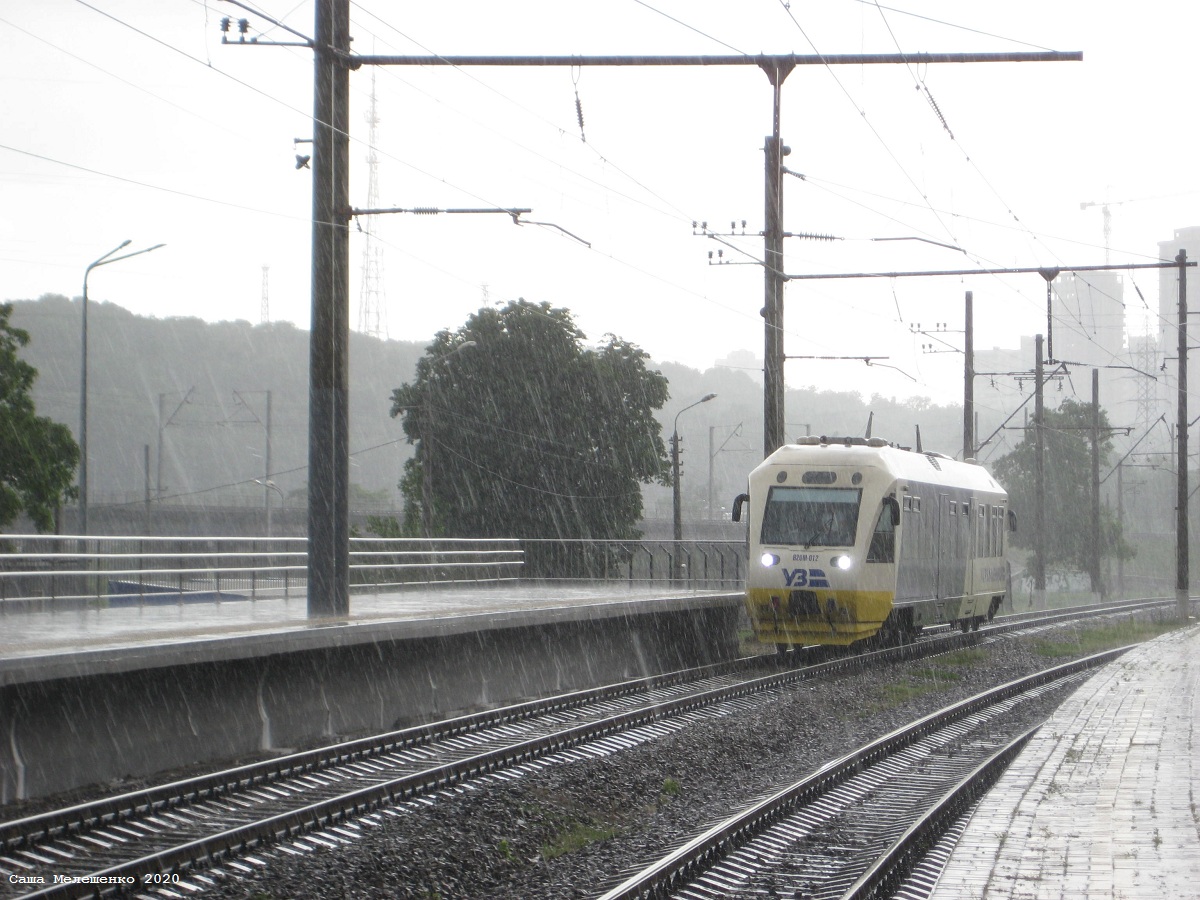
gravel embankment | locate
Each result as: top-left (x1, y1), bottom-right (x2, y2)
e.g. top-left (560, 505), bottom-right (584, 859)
top-left (199, 618), bottom-right (1166, 900)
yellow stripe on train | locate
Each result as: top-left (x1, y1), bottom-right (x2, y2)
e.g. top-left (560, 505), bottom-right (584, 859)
top-left (746, 587), bottom-right (894, 646)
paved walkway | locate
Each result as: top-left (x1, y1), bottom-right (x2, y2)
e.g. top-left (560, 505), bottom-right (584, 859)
top-left (931, 624), bottom-right (1200, 899)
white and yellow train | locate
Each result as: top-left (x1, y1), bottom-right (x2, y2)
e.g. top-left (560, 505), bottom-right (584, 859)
top-left (733, 436), bottom-right (1013, 647)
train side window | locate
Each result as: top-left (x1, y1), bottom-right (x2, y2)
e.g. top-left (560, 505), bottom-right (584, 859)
top-left (903, 496), bottom-right (912, 511)
top-left (866, 503), bottom-right (896, 563)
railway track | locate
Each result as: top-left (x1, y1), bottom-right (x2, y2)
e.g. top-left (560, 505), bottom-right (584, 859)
top-left (596, 647), bottom-right (1130, 900)
top-left (0, 598), bottom-right (1170, 898)
top-left (0, 641), bottom-right (961, 898)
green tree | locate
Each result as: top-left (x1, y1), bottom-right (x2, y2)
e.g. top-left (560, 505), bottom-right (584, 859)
top-left (992, 397), bottom-right (1132, 584)
top-left (0, 303), bottom-right (79, 531)
top-left (388, 300), bottom-right (670, 541)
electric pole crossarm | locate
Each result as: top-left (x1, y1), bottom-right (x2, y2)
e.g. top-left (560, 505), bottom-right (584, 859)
top-left (351, 207), bottom-right (532, 217)
top-left (219, 0), bottom-right (315, 47)
top-left (784, 260), bottom-right (1196, 280)
top-left (351, 52), bottom-right (1081, 68)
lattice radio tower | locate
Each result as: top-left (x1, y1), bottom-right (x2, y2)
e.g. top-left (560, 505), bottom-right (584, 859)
top-left (357, 71), bottom-right (387, 339)
top-left (260, 265), bottom-right (270, 324)
top-left (1133, 316), bottom-right (1161, 442)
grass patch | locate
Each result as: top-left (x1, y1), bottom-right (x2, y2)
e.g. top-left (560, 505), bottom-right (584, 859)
top-left (859, 678), bottom-right (938, 713)
top-left (883, 680), bottom-right (932, 703)
top-left (938, 648), bottom-right (987, 667)
top-left (661, 777), bottom-right (682, 798)
top-left (866, 649), bottom-right (990, 713)
top-left (1033, 620), bottom-right (1181, 658)
top-left (541, 822), bottom-right (618, 860)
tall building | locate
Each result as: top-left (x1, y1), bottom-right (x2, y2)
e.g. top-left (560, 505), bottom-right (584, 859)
top-left (1050, 270), bottom-right (1137, 428)
top-left (1158, 227), bottom-right (1200, 413)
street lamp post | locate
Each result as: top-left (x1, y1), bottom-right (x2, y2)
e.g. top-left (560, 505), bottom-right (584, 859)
top-left (79, 240), bottom-right (165, 534)
top-left (255, 479), bottom-right (285, 536)
top-left (672, 393), bottom-right (717, 576)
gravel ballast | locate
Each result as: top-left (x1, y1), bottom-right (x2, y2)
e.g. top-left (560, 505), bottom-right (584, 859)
top-left (192, 616), bottom-right (1177, 900)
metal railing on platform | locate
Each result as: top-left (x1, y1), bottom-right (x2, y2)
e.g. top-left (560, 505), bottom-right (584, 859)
top-left (0, 534), bottom-right (744, 610)
top-left (0, 535), bottom-right (522, 610)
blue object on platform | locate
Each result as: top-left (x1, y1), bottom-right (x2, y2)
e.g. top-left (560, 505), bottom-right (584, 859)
top-left (106, 581), bottom-right (248, 606)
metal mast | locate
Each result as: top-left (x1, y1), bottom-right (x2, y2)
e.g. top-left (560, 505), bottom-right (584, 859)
top-left (1132, 320), bottom-right (1159, 441)
top-left (261, 265), bottom-right (270, 324)
top-left (358, 69), bottom-right (387, 339)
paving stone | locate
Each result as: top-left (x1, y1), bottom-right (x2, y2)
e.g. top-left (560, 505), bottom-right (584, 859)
top-left (930, 623), bottom-right (1200, 899)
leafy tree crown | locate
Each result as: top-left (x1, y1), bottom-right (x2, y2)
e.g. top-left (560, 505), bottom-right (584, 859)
top-left (0, 303), bottom-right (80, 532)
top-left (389, 299), bottom-right (670, 540)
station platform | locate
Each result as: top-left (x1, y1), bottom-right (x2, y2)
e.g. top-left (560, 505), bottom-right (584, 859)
top-left (931, 623), bottom-right (1200, 899)
top-left (0, 581), bottom-right (741, 686)
top-left (0, 582), bottom-right (743, 801)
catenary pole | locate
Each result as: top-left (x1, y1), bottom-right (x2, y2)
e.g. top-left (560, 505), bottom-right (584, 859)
top-left (1117, 461), bottom-right (1125, 597)
top-left (964, 291), bottom-right (974, 460)
top-left (266, 43), bottom-right (1081, 616)
top-left (1177, 249), bottom-right (1189, 622)
top-left (307, 0), bottom-right (351, 617)
top-left (354, 51), bottom-right (1080, 462)
top-left (1034, 334), bottom-right (1046, 608)
top-left (1091, 368), bottom-right (1101, 597)
top-left (763, 63), bottom-right (790, 457)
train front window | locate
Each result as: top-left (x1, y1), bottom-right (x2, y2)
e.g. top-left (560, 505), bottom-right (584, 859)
top-left (760, 486), bottom-right (862, 548)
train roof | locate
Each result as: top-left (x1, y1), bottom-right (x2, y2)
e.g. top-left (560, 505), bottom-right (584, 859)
top-left (759, 436), bottom-right (1006, 496)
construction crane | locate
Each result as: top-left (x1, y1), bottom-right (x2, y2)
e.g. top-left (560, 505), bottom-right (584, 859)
top-left (1080, 198), bottom-right (1127, 264)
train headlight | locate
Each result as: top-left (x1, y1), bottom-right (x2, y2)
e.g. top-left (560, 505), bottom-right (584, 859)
top-left (831, 554), bottom-right (853, 570)
top-left (760, 552), bottom-right (780, 567)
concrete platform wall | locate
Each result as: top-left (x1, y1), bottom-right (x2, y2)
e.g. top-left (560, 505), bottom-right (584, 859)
top-left (0, 603), bottom-right (740, 803)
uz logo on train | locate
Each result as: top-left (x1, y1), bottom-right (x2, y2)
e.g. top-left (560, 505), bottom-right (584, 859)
top-left (782, 568), bottom-right (829, 588)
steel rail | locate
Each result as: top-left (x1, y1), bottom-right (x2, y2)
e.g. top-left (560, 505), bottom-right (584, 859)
top-left (2, 596), bottom-right (1169, 853)
top-left (9, 654), bottom-right (927, 899)
top-left (841, 726), bottom-right (1041, 900)
top-left (6, 633), bottom-right (1007, 898)
top-left (1, 600), bottom-right (1172, 898)
top-left (0, 655), bottom-right (763, 852)
top-left (595, 647), bottom-right (1131, 900)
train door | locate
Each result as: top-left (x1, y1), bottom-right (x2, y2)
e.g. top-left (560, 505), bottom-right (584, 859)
top-left (935, 492), bottom-right (947, 602)
top-left (938, 493), bottom-right (969, 605)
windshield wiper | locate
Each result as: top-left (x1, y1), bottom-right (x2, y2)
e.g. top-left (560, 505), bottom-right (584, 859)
top-left (803, 524), bottom-right (829, 549)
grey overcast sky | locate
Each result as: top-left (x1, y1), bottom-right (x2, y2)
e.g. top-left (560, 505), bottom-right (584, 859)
top-left (3, 1), bottom-right (1197, 408)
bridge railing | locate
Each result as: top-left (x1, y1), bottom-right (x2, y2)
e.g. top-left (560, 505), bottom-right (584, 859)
top-left (518, 539), bottom-right (744, 589)
top-left (0, 534), bottom-right (744, 610)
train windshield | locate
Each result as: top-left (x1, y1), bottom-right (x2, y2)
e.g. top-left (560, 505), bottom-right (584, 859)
top-left (760, 486), bottom-right (862, 548)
